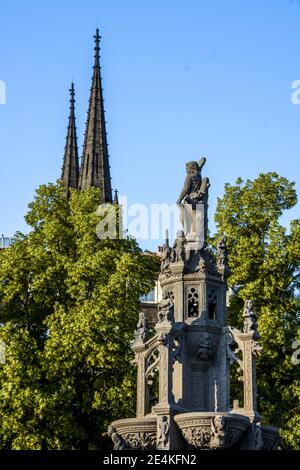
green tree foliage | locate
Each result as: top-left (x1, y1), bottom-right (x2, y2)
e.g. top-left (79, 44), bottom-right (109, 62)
top-left (214, 172), bottom-right (300, 449)
top-left (0, 182), bottom-right (158, 449)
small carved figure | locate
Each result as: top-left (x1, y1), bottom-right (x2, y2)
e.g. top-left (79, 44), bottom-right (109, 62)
top-left (243, 300), bottom-right (259, 340)
top-left (197, 249), bottom-right (218, 276)
top-left (172, 230), bottom-right (186, 262)
top-left (211, 415), bottom-right (227, 448)
top-left (157, 292), bottom-right (174, 323)
top-left (134, 311), bottom-right (148, 343)
top-left (108, 425), bottom-right (126, 450)
top-left (216, 233), bottom-right (229, 267)
top-left (233, 399), bottom-right (240, 410)
top-left (157, 416), bottom-right (169, 448)
top-left (207, 250), bottom-right (218, 275)
top-left (160, 244), bottom-right (173, 274)
top-left (196, 332), bottom-right (212, 361)
top-left (197, 256), bottom-right (208, 274)
top-left (243, 299), bottom-right (254, 319)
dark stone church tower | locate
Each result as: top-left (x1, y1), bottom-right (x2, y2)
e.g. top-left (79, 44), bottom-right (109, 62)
top-left (61, 83), bottom-right (79, 190)
top-left (61, 29), bottom-right (113, 204)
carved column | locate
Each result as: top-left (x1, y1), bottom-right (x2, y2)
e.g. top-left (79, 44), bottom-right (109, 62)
top-left (153, 330), bottom-right (175, 450)
top-left (241, 333), bottom-right (258, 419)
top-left (229, 327), bottom-right (261, 422)
top-left (133, 344), bottom-right (148, 418)
top-left (153, 322), bottom-right (186, 450)
top-left (156, 331), bottom-right (173, 406)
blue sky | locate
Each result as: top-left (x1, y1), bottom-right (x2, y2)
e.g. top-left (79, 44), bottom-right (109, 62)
top-left (0, 0), bottom-right (300, 250)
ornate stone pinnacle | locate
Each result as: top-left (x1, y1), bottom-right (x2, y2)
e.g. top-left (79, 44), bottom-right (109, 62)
top-left (94, 28), bottom-right (101, 60)
top-left (79, 30), bottom-right (113, 202)
top-left (61, 82), bottom-right (79, 190)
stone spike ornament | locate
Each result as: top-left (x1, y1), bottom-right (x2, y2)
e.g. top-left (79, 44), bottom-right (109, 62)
top-left (79, 29), bottom-right (113, 203)
top-left (61, 83), bottom-right (79, 190)
top-left (113, 189), bottom-right (119, 205)
top-left (109, 159), bottom-right (280, 450)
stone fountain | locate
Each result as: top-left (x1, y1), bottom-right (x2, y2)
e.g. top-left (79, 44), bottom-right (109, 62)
top-left (108, 158), bottom-right (280, 450)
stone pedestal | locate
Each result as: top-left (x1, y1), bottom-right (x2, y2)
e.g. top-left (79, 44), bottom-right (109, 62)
top-left (182, 203), bottom-right (207, 251)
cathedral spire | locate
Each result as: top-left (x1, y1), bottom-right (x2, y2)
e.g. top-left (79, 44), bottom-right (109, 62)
top-left (61, 82), bottom-right (79, 190)
top-left (79, 29), bottom-right (113, 203)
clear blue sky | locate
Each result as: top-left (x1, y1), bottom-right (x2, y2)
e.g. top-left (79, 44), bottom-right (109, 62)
top-left (1, 0), bottom-right (300, 250)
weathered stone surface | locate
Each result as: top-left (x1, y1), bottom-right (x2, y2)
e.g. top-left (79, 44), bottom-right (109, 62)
top-left (110, 417), bottom-right (157, 450)
top-left (109, 158), bottom-right (279, 450)
top-left (79, 29), bottom-right (113, 203)
top-left (174, 412), bottom-right (250, 450)
top-left (61, 83), bottom-right (79, 191)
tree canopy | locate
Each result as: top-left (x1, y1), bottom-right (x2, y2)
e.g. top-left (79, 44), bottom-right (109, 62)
top-left (214, 172), bottom-right (300, 449)
top-left (0, 182), bottom-right (158, 449)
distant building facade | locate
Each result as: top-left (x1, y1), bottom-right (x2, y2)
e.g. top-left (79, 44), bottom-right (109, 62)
top-left (140, 280), bottom-right (162, 325)
top-left (0, 235), bottom-right (15, 249)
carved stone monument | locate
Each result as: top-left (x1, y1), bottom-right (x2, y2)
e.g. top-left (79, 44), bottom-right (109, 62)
top-left (109, 158), bottom-right (280, 450)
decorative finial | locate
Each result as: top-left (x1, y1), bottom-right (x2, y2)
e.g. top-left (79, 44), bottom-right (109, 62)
top-left (79, 27), bottom-right (112, 202)
top-left (69, 82), bottom-right (75, 109)
top-left (94, 28), bottom-right (100, 60)
top-left (216, 233), bottom-right (230, 276)
top-left (134, 312), bottom-right (148, 343)
top-left (243, 300), bottom-right (260, 340)
top-left (61, 82), bottom-right (79, 190)
top-left (113, 189), bottom-right (119, 205)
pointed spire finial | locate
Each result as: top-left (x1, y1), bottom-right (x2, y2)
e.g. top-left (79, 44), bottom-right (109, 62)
top-left (70, 82), bottom-right (75, 98)
top-left (69, 82), bottom-right (75, 113)
top-left (79, 30), bottom-right (113, 203)
top-left (61, 83), bottom-right (79, 191)
top-left (114, 189), bottom-right (119, 205)
top-left (94, 28), bottom-right (100, 62)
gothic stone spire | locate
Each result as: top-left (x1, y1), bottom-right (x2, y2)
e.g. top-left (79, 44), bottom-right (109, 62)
top-left (61, 83), bottom-right (79, 189)
top-left (79, 29), bottom-right (113, 203)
